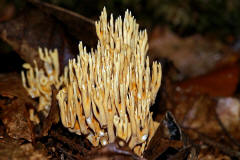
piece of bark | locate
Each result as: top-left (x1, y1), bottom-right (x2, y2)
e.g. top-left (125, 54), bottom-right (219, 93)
top-left (41, 86), bottom-right (59, 137)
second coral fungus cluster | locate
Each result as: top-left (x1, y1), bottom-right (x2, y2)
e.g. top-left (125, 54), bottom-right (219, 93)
top-left (21, 48), bottom-right (67, 118)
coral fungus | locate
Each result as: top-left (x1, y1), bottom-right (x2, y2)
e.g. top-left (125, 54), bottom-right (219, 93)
top-left (21, 48), bottom-right (67, 118)
top-left (57, 8), bottom-right (162, 156)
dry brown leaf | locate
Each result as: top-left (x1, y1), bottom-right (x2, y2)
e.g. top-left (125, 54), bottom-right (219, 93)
top-left (216, 97), bottom-right (240, 132)
top-left (144, 112), bottom-right (198, 160)
top-left (0, 73), bottom-right (35, 141)
top-left (1, 98), bottom-right (33, 141)
top-left (28, 0), bottom-right (97, 47)
top-left (148, 26), bottom-right (239, 78)
top-left (173, 95), bottom-right (221, 137)
top-left (176, 64), bottom-right (240, 97)
top-left (0, 6), bottom-right (75, 70)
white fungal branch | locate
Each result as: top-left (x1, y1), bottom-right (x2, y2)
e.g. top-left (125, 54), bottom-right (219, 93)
top-left (21, 48), bottom-right (67, 117)
top-left (57, 8), bottom-right (162, 156)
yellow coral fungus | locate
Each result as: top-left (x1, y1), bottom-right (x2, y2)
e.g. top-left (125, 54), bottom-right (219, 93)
top-left (21, 48), bottom-right (67, 118)
top-left (57, 8), bottom-right (162, 156)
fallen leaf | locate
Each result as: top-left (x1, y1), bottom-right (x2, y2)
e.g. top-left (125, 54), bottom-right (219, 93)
top-left (0, 99), bottom-right (33, 142)
top-left (173, 95), bottom-right (221, 136)
top-left (0, 5), bottom-right (76, 70)
top-left (144, 112), bottom-right (198, 160)
top-left (148, 26), bottom-right (239, 78)
top-left (176, 64), bottom-right (240, 97)
top-left (0, 73), bottom-right (35, 141)
top-left (0, 73), bottom-right (33, 102)
top-left (216, 97), bottom-right (240, 132)
top-left (28, 0), bottom-right (97, 47)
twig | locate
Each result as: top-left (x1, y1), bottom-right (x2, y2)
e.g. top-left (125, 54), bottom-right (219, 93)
top-left (41, 86), bottom-right (59, 137)
top-left (27, 0), bottom-right (94, 24)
